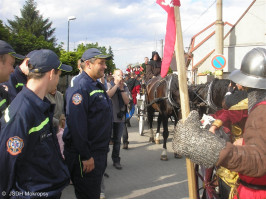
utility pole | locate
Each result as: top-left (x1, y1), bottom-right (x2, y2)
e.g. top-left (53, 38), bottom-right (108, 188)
top-left (216, 0), bottom-right (224, 55)
top-left (215, 0), bottom-right (224, 79)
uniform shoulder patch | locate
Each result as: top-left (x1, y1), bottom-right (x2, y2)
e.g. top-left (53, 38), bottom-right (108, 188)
top-left (72, 93), bottom-right (83, 105)
top-left (6, 136), bottom-right (24, 156)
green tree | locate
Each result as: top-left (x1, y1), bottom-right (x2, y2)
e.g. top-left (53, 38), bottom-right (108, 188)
top-left (105, 46), bottom-right (116, 75)
top-left (0, 20), bottom-right (10, 41)
top-left (9, 29), bottom-right (59, 56)
top-left (7, 0), bottom-right (56, 45)
top-left (59, 50), bottom-right (79, 76)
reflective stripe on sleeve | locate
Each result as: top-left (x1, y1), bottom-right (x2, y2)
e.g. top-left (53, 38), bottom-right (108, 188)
top-left (28, 117), bottom-right (49, 134)
top-left (4, 108), bottom-right (10, 123)
top-left (90, 90), bottom-right (104, 96)
top-left (15, 83), bottom-right (24, 88)
top-left (0, 99), bottom-right (6, 107)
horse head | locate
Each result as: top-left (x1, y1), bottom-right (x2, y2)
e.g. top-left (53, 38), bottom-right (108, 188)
top-left (188, 78), bottom-right (230, 117)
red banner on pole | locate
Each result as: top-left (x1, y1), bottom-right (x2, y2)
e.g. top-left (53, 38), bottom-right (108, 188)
top-left (156, 0), bottom-right (181, 78)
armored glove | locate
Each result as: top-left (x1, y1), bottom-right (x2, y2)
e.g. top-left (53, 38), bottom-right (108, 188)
top-left (172, 110), bottom-right (227, 168)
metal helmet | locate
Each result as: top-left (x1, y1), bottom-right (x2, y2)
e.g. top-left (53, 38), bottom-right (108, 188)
top-left (229, 48), bottom-right (266, 89)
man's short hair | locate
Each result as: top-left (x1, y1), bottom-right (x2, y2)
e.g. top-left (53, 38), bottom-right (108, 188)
top-left (27, 64), bottom-right (59, 80)
top-left (81, 57), bottom-right (97, 69)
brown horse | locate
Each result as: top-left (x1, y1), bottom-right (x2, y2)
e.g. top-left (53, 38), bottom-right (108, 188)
top-left (146, 74), bottom-right (181, 160)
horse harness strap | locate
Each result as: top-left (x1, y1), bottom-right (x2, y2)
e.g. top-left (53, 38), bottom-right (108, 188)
top-left (167, 74), bottom-right (179, 108)
top-left (207, 80), bottom-right (220, 111)
top-left (146, 75), bottom-right (179, 109)
top-left (191, 87), bottom-right (208, 106)
top-left (146, 78), bottom-right (168, 108)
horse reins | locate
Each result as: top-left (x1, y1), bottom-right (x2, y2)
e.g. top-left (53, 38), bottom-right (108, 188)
top-left (191, 80), bottom-right (220, 113)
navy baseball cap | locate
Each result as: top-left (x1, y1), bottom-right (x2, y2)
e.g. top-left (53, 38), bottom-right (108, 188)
top-left (0, 40), bottom-right (25, 59)
top-left (26, 50), bottom-right (38, 58)
top-left (81, 48), bottom-right (111, 62)
top-left (28, 49), bottom-right (72, 73)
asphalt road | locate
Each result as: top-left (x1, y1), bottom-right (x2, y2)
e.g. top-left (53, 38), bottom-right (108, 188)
top-left (61, 115), bottom-right (189, 199)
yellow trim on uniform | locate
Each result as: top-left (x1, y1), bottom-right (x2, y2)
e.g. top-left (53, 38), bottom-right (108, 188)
top-left (28, 117), bottom-right (49, 134)
top-left (0, 99), bottom-right (6, 107)
top-left (90, 90), bottom-right (104, 96)
top-left (15, 83), bottom-right (24, 88)
top-left (229, 98), bottom-right (248, 110)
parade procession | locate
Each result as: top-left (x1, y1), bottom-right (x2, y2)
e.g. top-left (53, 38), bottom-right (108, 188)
top-left (0, 0), bottom-right (265, 199)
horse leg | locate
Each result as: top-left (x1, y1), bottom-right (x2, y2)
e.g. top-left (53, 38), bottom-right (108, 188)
top-left (147, 106), bottom-right (155, 143)
top-left (173, 108), bottom-right (183, 159)
top-left (155, 114), bottom-right (162, 144)
top-left (160, 115), bottom-right (169, 161)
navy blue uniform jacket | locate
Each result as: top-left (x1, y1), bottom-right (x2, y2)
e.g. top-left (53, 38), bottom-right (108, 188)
top-left (0, 87), bottom-right (70, 198)
top-left (1, 66), bottom-right (27, 101)
top-left (63, 71), bottom-right (113, 161)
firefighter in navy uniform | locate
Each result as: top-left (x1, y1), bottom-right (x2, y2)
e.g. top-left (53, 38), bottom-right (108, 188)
top-left (0, 49), bottom-right (72, 198)
top-left (1, 50), bottom-right (37, 101)
top-left (0, 40), bottom-right (25, 120)
top-left (63, 48), bottom-right (113, 198)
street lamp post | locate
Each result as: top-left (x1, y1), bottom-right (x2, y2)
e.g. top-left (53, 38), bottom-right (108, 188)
top-left (66, 16), bottom-right (76, 87)
top-left (67, 16), bottom-right (76, 52)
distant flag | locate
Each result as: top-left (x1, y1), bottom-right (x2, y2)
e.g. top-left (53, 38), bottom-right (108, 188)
top-left (156, 0), bottom-right (181, 78)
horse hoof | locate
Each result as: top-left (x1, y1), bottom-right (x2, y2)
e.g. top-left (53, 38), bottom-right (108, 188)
top-left (155, 139), bottom-right (160, 144)
top-left (160, 155), bottom-right (168, 161)
top-left (149, 137), bottom-right (155, 143)
top-left (174, 153), bottom-right (183, 159)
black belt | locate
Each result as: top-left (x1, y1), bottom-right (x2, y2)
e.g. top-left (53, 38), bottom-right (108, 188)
top-left (240, 179), bottom-right (266, 190)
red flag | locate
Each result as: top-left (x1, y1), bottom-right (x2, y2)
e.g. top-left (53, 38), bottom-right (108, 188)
top-left (156, 0), bottom-right (181, 78)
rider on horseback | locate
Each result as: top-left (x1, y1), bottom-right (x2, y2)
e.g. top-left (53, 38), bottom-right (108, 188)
top-left (145, 51), bottom-right (162, 82)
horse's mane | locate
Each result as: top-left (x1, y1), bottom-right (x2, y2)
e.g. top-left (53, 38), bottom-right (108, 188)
top-left (165, 74), bottom-right (179, 93)
top-left (211, 79), bottom-right (230, 108)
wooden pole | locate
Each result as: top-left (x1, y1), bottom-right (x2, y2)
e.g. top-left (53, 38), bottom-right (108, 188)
top-left (174, 6), bottom-right (197, 199)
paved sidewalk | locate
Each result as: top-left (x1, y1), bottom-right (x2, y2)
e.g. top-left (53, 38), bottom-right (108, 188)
top-left (61, 116), bottom-right (189, 199)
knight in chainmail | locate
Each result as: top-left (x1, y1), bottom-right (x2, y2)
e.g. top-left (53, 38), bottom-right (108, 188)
top-left (172, 48), bottom-right (266, 199)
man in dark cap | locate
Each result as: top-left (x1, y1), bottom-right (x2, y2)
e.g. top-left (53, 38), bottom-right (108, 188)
top-left (0, 40), bottom-right (25, 120)
top-left (63, 48), bottom-right (113, 198)
top-left (0, 40), bottom-right (25, 82)
top-left (1, 50), bottom-right (37, 101)
top-left (0, 49), bottom-right (72, 198)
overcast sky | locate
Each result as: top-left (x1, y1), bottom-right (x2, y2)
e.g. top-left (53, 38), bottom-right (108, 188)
top-left (0, 0), bottom-right (252, 70)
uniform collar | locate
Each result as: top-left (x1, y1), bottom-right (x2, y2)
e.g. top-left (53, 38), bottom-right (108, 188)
top-left (81, 71), bottom-right (99, 87)
top-left (22, 86), bottom-right (51, 113)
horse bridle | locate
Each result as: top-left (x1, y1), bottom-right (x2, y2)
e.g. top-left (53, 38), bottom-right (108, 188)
top-left (191, 80), bottom-right (221, 113)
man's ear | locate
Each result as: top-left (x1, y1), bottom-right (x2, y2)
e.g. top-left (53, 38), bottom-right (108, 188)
top-left (85, 60), bottom-right (91, 69)
top-left (25, 59), bottom-right (29, 66)
top-left (49, 69), bottom-right (55, 80)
